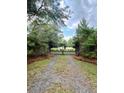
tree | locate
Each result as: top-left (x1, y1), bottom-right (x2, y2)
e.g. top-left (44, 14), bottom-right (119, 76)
top-left (66, 38), bottom-right (74, 47)
top-left (74, 18), bottom-right (97, 58)
top-left (73, 36), bottom-right (80, 56)
top-left (27, 0), bottom-right (70, 56)
top-left (27, 22), bottom-right (62, 56)
top-left (27, 0), bottom-right (71, 26)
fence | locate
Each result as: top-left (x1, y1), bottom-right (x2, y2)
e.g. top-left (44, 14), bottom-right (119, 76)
top-left (51, 47), bottom-right (75, 55)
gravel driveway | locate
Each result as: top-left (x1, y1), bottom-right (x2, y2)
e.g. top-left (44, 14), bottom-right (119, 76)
top-left (27, 55), bottom-right (93, 93)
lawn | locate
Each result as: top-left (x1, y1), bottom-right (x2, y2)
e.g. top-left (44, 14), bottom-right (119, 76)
top-left (27, 59), bottom-right (50, 72)
top-left (74, 60), bottom-right (97, 91)
top-left (27, 59), bottom-right (50, 87)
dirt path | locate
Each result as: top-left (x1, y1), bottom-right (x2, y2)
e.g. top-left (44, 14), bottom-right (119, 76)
top-left (28, 55), bottom-right (93, 93)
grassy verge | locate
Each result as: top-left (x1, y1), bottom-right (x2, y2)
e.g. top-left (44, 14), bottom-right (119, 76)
top-left (54, 55), bottom-right (68, 74)
top-left (27, 59), bottom-right (50, 86)
top-left (27, 59), bottom-right (50, 71)
top-left (74, 59), bottom-right (97, 91)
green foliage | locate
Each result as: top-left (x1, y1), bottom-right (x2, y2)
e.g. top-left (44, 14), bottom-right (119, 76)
top-left (27, 30), bottom-right (41, 55)
top-left (27, 0), bottom-right (71, 26)
top-left (27, 0), bottom-right (70, 56)
top-left (27, 23), bottom-right (62, 56)
top-left (74, 18), bottom-right (97, 58)
top-left (66, 38), bottom-right (74, 47)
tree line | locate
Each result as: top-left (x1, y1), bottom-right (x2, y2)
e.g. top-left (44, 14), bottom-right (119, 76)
top-left (73, 19), bottom-right (97, 59)
top-left (27, 0), bottom-right (97, 59)
top-left (27, 0), bottom-right (70, 56)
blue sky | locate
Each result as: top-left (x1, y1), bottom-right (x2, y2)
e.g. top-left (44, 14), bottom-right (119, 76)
top-left (60, 0), bottom-right (97, 40)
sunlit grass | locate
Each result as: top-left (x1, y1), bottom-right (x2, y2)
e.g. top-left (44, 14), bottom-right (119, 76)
top-left (54, 55), bottom-right (68, 74)
top-left (75, 60), bottom-right (97, 90)
top-left (44, 83), bottom-right (74, 93)
top-left (27, 59), bottom-right (50, 86)
top-left (27, 59), bottom-right (50, 74)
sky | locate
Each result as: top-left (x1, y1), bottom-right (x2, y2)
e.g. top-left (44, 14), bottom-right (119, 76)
top-left (60, 0), bottom-right (97, 41)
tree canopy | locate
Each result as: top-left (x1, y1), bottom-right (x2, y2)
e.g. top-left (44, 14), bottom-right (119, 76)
top-left (27, 1), bottom-right (97, 59)
top-left (73, 19), bottom-right (97, 58)
top-left (27, 0), bottom-right (70, 56)
top-left (27, 0), bottom-right (71, 26)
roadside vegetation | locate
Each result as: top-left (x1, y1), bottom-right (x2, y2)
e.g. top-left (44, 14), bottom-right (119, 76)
top-left (73, 19), bottom-right (97, 59)
top-left (27, 59), bottom-right (50, 87)
top-left (75, 60), bottom-right (97, 91)
top-left (27, 0), bottom-right (70, 57)
top-left (27, 0), bottom-right (97, 61)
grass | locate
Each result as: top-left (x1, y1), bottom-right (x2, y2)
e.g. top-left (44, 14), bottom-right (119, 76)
top-left (44, 83), bottom-right (74, 93)
top-left (75, 60), bottom-right (97, 90)
top-left (27, 59), bottom-right (50, 86)
top-left (54, 55), bottom-right (68, 74)
top-left (27, 55), bottom-right (96, 92)
top-left (28, 59), bottom-right (49, 69)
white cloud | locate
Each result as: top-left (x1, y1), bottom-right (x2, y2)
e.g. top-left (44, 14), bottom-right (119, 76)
top-left (64, 36), bottom-right (72, 41)
top-left (67, 20), bottom-right (80, 29)
top-left (64, 32), bottom-right (75, 41)
top-left (64, 0), bottom-right (97, 28)
top-left (60, 0), bottom-right (65, 8)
